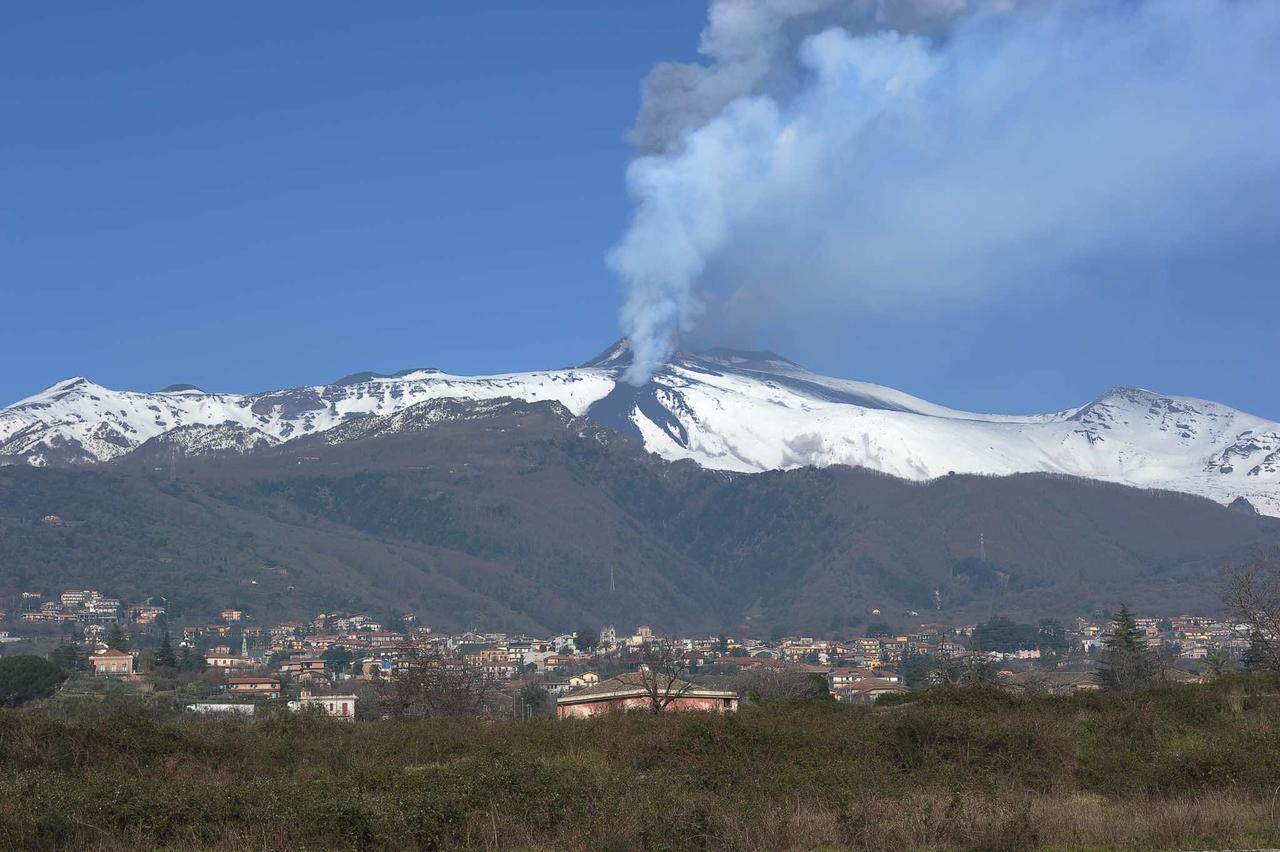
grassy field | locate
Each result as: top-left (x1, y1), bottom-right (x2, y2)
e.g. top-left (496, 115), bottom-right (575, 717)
top-left (2, 677), bottom-right (1279, 850)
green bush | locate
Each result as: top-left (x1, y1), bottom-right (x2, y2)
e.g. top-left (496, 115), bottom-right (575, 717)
top-left (0, 656), bottom-right (66, 707)
top-left (0, 679), bottom-right (1278, 848)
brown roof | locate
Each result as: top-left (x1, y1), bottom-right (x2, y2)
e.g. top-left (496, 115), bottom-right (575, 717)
top-left (557, 672), bottom-right (737, 705)
top-left (94, 649), bottom-right (132, 659)
top-left (226, 677), bottom-right (279, 685)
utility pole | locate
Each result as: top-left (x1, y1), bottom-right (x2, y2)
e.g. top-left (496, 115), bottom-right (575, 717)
top-left (609, 564), bottom-right (616, 593)
top-left (169, 445), bottom-right (176, 481)
top-left (979, 532), bottom-right (986, 562)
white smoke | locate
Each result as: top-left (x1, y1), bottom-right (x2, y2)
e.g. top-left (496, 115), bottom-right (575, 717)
top-left (609, 0), bottom-right (1280, 384)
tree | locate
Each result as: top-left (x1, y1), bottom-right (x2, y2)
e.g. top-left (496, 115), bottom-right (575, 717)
top-left (1037, 619), bottom-right (1071, 656)
top-left (973, 617), bottom-right (1039, 653)
top-left (636, 646), bottom-right (695, 714)
top-left (866, 622), bottom-right (894, 638)
top-left (0, 656), bottom-right (68, 707)
top-left (177, 645), bottom-right (207, 674)
top-left (48, 643), bottom-right (85, 673)
top-left (519, 683), bottom-right (549, 716)
top-left (930, 654), bottom-right (997, 687)
top-left (1096, 605), bottom-right (1162, 692)
top-left (900, 651), bottom-right (934, 689)
top-left (322, 646), bottom-right (353, 674)
top-left (1205, 646), bottom-right (1233, 679)
top-left (1223, 549), bottom-right (1280, 673)
top-left (106, 623), bottom-right (129, 651)
top-left (1242, 629), bottom-right (1273, 674)
top-left (153, 632), bottom-right (177, 670)
top-left (574, 626), bottom-right (599, 654)
top-left (377, 649), bottom-right (495, 718)
top-left (735, 667), bottom-right (832, 703)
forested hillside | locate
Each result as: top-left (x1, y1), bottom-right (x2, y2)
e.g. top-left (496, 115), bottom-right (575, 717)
top-left (2, 402), bottom-right (1276, 633)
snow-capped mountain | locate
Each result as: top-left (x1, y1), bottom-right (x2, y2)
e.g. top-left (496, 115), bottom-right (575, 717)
top-left (0, 368), bottom-right (612, 467)
top-left (3, 342), bottom-right (1277, 517)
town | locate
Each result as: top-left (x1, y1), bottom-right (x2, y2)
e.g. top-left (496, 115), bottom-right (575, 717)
top-left (1, 585), bottom-right (1266, 720)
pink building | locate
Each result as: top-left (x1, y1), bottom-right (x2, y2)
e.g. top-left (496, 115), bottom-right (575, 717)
top-left (556, 672), bottom-right (738, 719)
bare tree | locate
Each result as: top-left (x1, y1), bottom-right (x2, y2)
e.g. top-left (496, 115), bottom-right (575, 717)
top-left (930, 654), bottom-right (998, 687)
top-left (377, 648), bottom-right (496, 718)
top-left (1223, 549), bottom-right (1280, 673)
top-left (735, 666), bottom-right (830, 703)
top-left (637, 645), bottom-right (695, 714)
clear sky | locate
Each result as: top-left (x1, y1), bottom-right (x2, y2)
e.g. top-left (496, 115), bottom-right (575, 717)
top-left (3, 3), bottom-right (1277, 419)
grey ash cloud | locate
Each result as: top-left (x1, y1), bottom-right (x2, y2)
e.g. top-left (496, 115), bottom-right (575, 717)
top-left (609, 0), bottom-right (1280, 384)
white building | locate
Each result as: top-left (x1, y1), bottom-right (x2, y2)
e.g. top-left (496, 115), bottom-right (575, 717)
top-left (290, 692), bottom-right (358, 721)
top-left (187, 702), bottom-right (256, 717)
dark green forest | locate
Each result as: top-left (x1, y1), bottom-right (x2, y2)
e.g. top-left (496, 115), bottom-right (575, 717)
top-left (2, 403), bottom-right (1276, 632)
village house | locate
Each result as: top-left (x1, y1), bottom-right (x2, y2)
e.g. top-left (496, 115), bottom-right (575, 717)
top-left (61, 589), bottom-right (95, 609)
top-left (556, 673), bottom-right (739, 719)
top-left (223, 677), bottom-right (281, 699)
top-left (204, 649), bottom-right (254, 670)
top-left (186, 702), bottom-right (256, 717)
top-left (222, 608), bottom-right (244, 622)
top-left (130, 604), bottom-right (166, 624)
top-left (90, 648), bottom-right (134, 677)
top-left (567, 671), bottom-right (600, 688)
top-left (353, 656), bottom-right (397, 680)
top-left (624, 625), bottom-right (655, 648)
top-left (999, 671), bottom-right (1102, 696)
top-left (362, 631), bottom-right (404, 648)
top-left (291, 691), bottom-right (358, 721)
top-left (542, 677), bottom-right (574, 696)
top-left (541, 653), bottom-right (591, 670)
top-left (833, 679), bottom-right (908, 705)
top-left (827, 666), bottom-right (898, 689)
top-left (278, 657), bottom-right (327, 676)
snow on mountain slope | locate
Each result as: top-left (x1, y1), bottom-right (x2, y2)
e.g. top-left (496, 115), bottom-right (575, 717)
top-left (3, 343), bottom-right (1276, 517)
top-left (0, 369), bottom-right (613, 466)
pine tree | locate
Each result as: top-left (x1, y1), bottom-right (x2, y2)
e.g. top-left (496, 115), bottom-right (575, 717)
top-left (154, 631), bottom-right (177, 670)
top-left (106, 623), bottom-right (129, 652)
top-left (1096, 605), bottom-right (1162, 692)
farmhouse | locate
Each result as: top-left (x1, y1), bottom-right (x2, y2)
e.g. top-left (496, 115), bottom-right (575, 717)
top-left (556, 672), bottom-right (738, 719)
top-left (90, 648), bottom-right (134, 677)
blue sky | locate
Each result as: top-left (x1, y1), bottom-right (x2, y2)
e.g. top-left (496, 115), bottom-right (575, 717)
top-left (3, 3), bottom-right (1277, 419)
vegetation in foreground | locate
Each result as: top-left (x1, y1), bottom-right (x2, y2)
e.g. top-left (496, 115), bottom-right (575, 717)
top-left (1, 676), bottom-right (1279, 850)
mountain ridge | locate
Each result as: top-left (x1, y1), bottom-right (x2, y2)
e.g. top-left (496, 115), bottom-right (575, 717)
top-left (3, 341), bottom-right (1276, 516)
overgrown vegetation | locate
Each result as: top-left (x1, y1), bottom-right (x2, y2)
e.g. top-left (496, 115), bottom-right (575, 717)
top-left (1, 677), bottom-right (1279, 849)
top-left (0, 656), bottom-right (67, 707)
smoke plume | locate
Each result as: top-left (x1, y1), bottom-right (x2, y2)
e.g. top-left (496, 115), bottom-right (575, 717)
top-left (608, 0), bottom-right (1280, 384)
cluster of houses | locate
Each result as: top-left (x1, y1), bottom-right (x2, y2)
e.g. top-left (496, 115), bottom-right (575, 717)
top-left (17, 589), bottom-right (166, 627)
top-left (11, 588), bottom-right (1268, 717)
